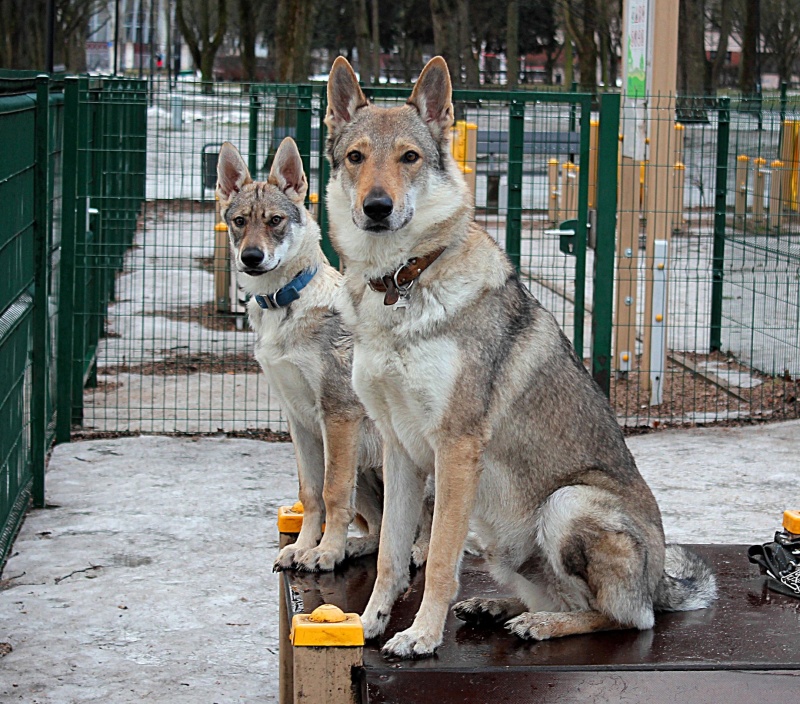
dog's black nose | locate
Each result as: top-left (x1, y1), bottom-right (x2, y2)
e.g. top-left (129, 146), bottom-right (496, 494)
top-left (363, 190), bottom-right (393, 221)
top-left (241, 247), bottom-right (265, 269)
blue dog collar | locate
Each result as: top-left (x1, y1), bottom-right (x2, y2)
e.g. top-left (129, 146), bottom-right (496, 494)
top-left (254, 267), bottom-right (317, 310)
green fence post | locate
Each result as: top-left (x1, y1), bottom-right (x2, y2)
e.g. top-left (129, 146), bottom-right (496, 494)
top-left (572, 96), bottom-right (592, 360)
top-left (31, 74), bottom-right (51, 505)
top-left (591, 92), bottom-right (621, 396)
top-left (56, 76), bottom-right (80, 443)
top-left (248, 85), bottom-right (259, 177)
top-left (505, 97), bottom-right (524, 271)
top-left (317, 90), bottom-right (338, 268)
top-left (295, 84), bottom-right (313, 189)
top-left (710, 97), bottom-right (730, 352)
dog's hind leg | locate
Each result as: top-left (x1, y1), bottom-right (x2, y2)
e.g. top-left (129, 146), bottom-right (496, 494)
top-left (505, 610), bottom-right (622, 640)
top-left (410, 478), bottom-right (434, 568)
top-left (381, 435), bottom-right (482, 659)
top-left (361, 439), bottom-right (427, 640)
top-left (346, 472), bottom-right (383, 560)
top-left (274, 421), bottom-right (325, 571)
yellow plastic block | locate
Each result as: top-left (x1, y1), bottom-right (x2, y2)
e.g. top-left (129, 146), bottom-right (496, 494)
top-left (214, 222), bottom-right (228, 232)
top-left (291, 605), bottom-right (364, 647)
top-left (277, 504), bottom-right (304, 534)
top-left (783, 509), bottom-right (800, 534)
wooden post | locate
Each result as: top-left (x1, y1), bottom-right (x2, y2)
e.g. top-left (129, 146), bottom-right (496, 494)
top-left (780, 120), bottom-right (798, 209)
top-left (639, 0), bottom-right (679, 398)
top-left (615, 154), bottom-right (640, 376)
top-left (291, 605), bottom-right (364, 704)
top-left (752, 157), bottom-right (766, 226)
top-left (769, 159), bottom-right (784, 231)
top-left (278, 503), bottom-right (304, 704)
top-left (673, 122), bottom-right (685, 164)
top-left (214, 197), bottom-right (231, 312)
top-left (563, 161), bottom-right (578, 220)
top-left (672, 162), bottom-right (685, 233)
top-left (548, 158), bottom-right (560, 224)
top-left (589, 119), bottom-right (599, 208)
top-left (734, 155), bottom-right (749, 225)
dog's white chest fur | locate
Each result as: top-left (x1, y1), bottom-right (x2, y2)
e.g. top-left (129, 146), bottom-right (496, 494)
top-left (351, 303), bottom-right (460, 467)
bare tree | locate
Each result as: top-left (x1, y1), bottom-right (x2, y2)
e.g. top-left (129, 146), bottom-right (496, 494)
top-left (176, 0), bottom-right (228, 93)
top-left (506, 0), bottom-right (519, 88)
top-left (738, 0), bottom-right (759, 94)
top-left (352, 0), bottom-right (373, 84)
top-left (430, 0), bottom-right (461, 84)
top-left (558, 0), bottom-right (599, 91)
top-left (761, 0), bottom-right (800, 86)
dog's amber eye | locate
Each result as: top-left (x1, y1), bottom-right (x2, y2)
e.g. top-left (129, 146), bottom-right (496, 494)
top-left (233, 216), bottom-right (245, 227)
top-left (347, 151), bottom-right (363, 164)
top-left (269, 215), bottom-right (283, 226)
top-left (402, 151), bottom-right (420, 164)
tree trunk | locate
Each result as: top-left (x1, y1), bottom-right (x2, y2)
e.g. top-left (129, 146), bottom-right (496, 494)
top-left (352, 0), bottom-right (373, 84)
top-left (239, 0), bottom-right (258, 82)
top-left (709, 0), bottom-right (732, 92)
top-left (678, 0), bottom-right (707, 95)
top-left (430, 0), bottom-right (461, 85)
top-left (739, 0), bottom-right (759, 94)
top-left (371, 0), bottom-right (380, 84)
top-left (458, 0), bottom-right (479, 88)
top-left (578, 0), bottom-right (597, 91)
top-left (506, 0), bottom-right (519, 88)
top-left (200, 50), bottom-right (215, 93)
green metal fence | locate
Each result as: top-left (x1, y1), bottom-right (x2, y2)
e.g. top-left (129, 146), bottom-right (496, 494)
top-left (4, 71), bottom-right (800, 568)
top-left (0, 72), bottom-right (145, 567)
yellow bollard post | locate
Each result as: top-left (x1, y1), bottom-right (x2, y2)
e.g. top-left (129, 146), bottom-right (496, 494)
top-left (673, 122), bottom-right (685, 165)
top-left (214, 197), bottom-right (231, 312)
top-left (548, 158), bottom-right (560, 224)
top-left (779, 120), bottom-right (799, 210)
top-left (278, 502), bottom-right (304, 704)
top-left (589, 119), bottom-right (599, 208)
top-left (562, 162), bottom-right (578, 220)
top-left (672, 162), bottom-right (685, 233)
top-left (769, 160), bottom-right (784, 231)
top-left (451, 120), bottom-right (478, 199)
top-left (291, 605), bottom-right (364, 703)
top-left (735, 155), bottom-right (749, 226)
top-left (752, 157), bottom-right (766, 227)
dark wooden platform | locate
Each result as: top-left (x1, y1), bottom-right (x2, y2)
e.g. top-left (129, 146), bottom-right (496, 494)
top-left (281, 545), bottom-right (800, 703)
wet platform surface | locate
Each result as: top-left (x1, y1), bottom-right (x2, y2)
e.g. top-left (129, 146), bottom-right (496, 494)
top-left (283, 545), bottom-right (800, 703)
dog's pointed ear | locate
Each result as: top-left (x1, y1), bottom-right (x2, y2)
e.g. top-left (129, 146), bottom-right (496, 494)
top-left (268, 137), bottom-right (308, 205)
top-left (407, 56), bottom-right (454, 139)
top-left (217, 142), bottom-right (252, 205)
top-left (325, 56), bottom-right (368, 132)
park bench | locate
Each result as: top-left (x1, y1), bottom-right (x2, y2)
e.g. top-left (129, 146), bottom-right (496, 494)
top-left (277, 512), bottom-right (799, 703)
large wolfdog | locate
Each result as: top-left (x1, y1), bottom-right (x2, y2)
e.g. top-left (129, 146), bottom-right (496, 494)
top-left (324, 56), bottom-right (716, 659)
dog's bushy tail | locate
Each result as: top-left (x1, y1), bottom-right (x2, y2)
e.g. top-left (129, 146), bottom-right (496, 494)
top-left (653, 544), bottom-right (717, 612)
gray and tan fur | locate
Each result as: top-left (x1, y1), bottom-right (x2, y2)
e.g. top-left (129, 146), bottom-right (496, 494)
top-left (324, 56), bottom-right (716, 658)
top-left (216, 138), bottom-right (391, 571)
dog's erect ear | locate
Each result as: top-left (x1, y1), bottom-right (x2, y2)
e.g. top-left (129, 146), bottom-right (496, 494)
top-left (268, 137), bottom-right (308, 205)
top-left (217, 142), bottom-right (252, 204)
top-left (325, 56), bottom-right (368, 132)
top-left (407, 56), bottom-right (454, 139)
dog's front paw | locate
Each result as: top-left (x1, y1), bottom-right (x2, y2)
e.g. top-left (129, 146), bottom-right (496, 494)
top-left (292, 545), bottom-right (342, 572)
top-left (381, 626), bottom-right (441, 659)
top-left (273, 544), bottom-right (307, 572)
top-left (505, 612), bottom-right (552, 641)
top-left (361, 608), bottom-right (390, 640)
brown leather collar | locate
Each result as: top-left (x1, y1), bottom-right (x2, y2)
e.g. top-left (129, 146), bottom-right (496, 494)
top-left (368, 247), bottom-right (446, 306)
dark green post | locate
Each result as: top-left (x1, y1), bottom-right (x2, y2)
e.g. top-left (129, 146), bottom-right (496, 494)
top-left (710, 97), bottom-right (730, 352)
top-left (56, 77), bottom-right (80, 443)
top-left (317, 90), bottom-right (338, 268)
top-left (571, 96), bottom-right (592, 360)
top-left (778, 82), bottom-right (787, 155)
top-left (295, 85), bottom-right (313, 188)
top-left (248, 85), bottom-right (259, 176)
top-left (591, 92), bottom-right (621, 396)
top-left (31, 75), bottom-right (51, 505)
top-left (505, 97), bottom-right (524, 270)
